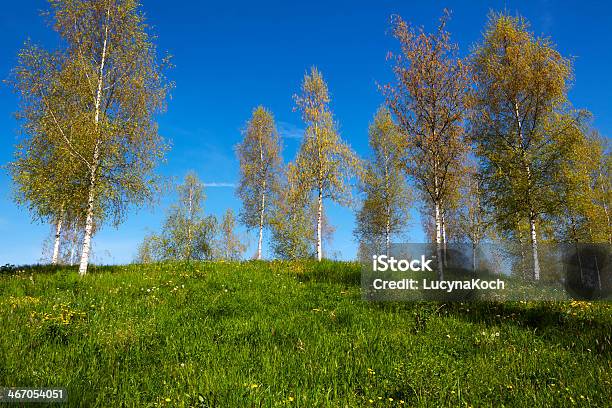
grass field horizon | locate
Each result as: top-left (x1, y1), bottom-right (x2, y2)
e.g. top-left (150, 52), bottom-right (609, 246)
top-left (1, 261), bottom-right (610, 407)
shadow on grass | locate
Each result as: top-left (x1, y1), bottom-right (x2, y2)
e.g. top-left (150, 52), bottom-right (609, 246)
top-left (291, 260), bottom-right (362, 285)
top-left (442, 301), bottom-right (612, 356)
top-left (1, 263), bottom-right (73, 275)
top-left (0, 262), bottom-right (187, 276)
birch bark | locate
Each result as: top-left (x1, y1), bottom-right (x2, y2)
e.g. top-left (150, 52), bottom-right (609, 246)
top-left (529, 212), bottom-right (541, 280)
top-left (79, 5), bottom-right (110, 275)
top-left (51, 214), bottom-right (63, 265)
top-left (257, 181), bottom-right (266, 260)
top-left (316, 186), bottom-right (323, 261)
top-left (441, 210), bottom-right (447, 266)
top-left (434, 201), bottom-right (444, 280)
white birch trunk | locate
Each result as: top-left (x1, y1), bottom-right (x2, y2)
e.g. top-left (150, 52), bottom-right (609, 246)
top-left (525, 163), bottom-right (541, 281)
top-left (79, 6), bottom-right (110, 275)
top-left (599, 171), bottom-right (611, 244)
top-left (257, 189), bottom-right (265, 260)
top-left (604, 202), bottom-right (611, 244)
top-left (515, 99), bottom-right (541, 280)
top-left (79, 200), bottom-right (95, 275)
top-left (385, 218), bottom-right (391, 258)
top-left (594, 256), bottom-right (602, 291)
top-left (434, 201), bottom-right (444, 280)
top-left (441, 210), bottom-right (447, 266)
top-left (52, 215), bottom-right (63, 265)
top-left (79, 149), bottom-right (99, 276)
top-left (472, 181), bottom-right (480, 272)
top-left (384, 156), bottom-right (391, 258)
top-left (529, 212), bottom-right (541, 281)
top-left (316, 187), bottom-right (323, 262)
top-left (256, 137), bottom-right (266, 261)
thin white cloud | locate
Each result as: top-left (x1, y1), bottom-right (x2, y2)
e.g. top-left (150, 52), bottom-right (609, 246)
top-left (541, 12), bottom-right (553, 32)
top-left (277, 121), bottom-right (305, 140)
top-left (539, 0), bottom-right (554, 32)
top-left (203, 182), bottom-right (235, 188)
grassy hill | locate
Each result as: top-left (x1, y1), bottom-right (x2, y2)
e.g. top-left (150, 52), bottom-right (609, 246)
top-left (1, 261), bottom-right (610, 407)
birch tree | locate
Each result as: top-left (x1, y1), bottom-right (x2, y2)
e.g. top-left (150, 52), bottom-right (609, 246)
top-left (269, 163), bottom-right (333, 260)
top-left (270, 169), bottom-right (313, 260)
top-left (470, 12), bottom-right (579, 280)
top-left (236, 106), bottom-right (283, 260)
top-left (137, 173), bottom-right (216, 262)
top-left (11, 0), bottom-right (172, 275)
top-left (382, 11), bottom-right (470, 279)
top-left (216, 209), bottom-right (246, 261)
top-left (165, 173), bottom-right (216, 261)
top-left (293, 67), bottom-right (361, 261)
top-left (552, 127), bottom-right (611, 244)
top-left (137, 233), bottom-right (163, 264)
top-left (590, 134), bottom-right (612, 244)
top-left (354, 107), bottom-right (411, 257)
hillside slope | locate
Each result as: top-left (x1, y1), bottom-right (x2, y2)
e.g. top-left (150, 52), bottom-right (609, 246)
top-left (1, 261), bottom-right (610, 407)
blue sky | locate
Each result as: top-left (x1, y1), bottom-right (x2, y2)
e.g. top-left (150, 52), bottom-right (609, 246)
top-left (1, 0), bottom-right (610, 265)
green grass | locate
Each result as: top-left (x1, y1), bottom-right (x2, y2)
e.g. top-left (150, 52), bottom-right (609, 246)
top-left (1, 261), bottom-right (610, 407)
